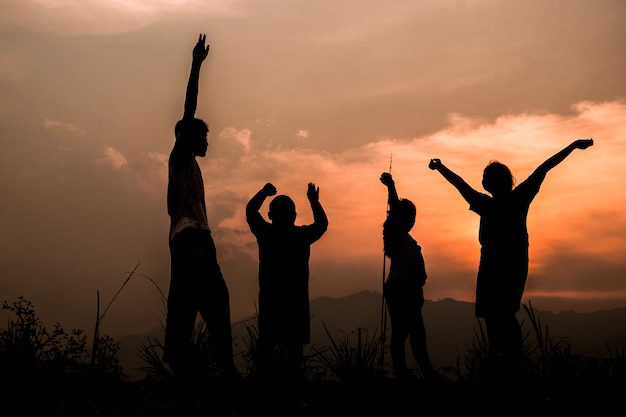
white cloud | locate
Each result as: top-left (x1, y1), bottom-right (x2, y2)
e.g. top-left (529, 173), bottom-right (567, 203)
top-left (296, 129), bottom-right (309, 140)
top-left (43, 117), bottom-right (86, 136)
top-left (201, 100), bottom-right (626, 307)
top-left (96, 146), bottom-right (128, 169)
top-left (219, 127), bottom-right (252, 156)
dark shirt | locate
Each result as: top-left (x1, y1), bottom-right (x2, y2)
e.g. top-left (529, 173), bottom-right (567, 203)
top-left (247, 209), bottom-right (327, 344)
top-left (167, 143), bottom-right (209, 242)
top-left (465, 171), bottom-right (543, 316)
top-left (386, 232), bottom-right (427, 286)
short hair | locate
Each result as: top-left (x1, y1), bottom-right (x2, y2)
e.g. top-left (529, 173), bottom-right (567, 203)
top-left (482, 160), bottom-right (515, 195)
top-left (383, 198), bottom-right (416, 256)
top-left (174, 118), bottom-right (209, 140)
top-left (386, 198), bottom-right (416, 233)
top-left (269, 195), bottom-right (296, 224)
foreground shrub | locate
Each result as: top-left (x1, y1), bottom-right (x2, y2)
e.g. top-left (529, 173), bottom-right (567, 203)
top-left (0, 296), bottom-right (123, 384)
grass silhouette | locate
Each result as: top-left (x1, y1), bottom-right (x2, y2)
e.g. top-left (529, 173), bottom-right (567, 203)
top-left (2, 290), bottom-right (625, 415)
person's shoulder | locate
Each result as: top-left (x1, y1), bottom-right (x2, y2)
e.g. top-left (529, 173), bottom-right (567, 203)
top-left (514, 174), bottom-right (542, 194)
top-left (469, 190), bottom-right (491, 203)
top-left (299, 223), bottom-right (328, 238)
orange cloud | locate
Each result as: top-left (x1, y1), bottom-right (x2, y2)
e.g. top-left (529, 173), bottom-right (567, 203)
top-left (201, 100), bottom-right (626, 308)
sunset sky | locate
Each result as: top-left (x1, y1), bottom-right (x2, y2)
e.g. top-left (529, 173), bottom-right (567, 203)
top-left (1, 0), bottom-right (625, 338)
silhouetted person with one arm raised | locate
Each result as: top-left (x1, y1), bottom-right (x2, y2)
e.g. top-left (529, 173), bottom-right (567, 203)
top-left (380, 172), bottom-right (438, 382)
top-left (163, 34), bottom-right (240, 383)
top-left (428, 138), bottom-right (594, 377)
top-left (246, 182), bottom-right (328, 383)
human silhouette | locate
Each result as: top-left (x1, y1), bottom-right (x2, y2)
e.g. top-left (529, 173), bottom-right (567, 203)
top-left (428, 138), bottom-right (594, 376)
top-left (163, 34), bottom-right (240, 382)
top-left (246, 182), bottom-right (328, 382)
top-left (379, 172), bottom-right (438, 382)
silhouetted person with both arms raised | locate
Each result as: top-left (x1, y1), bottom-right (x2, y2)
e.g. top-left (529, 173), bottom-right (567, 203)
top-left (428, 138), bottom-right (594, 379)
top-left (246, 182), bottom-right (328, 383)
top-left (380, 172), bottom-right (438, 382)
top-left (163, 34), bottom-right (240, 383)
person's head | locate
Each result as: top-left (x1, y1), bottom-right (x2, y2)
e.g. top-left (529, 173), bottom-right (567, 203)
top-left (174, 118), bottom-right (209, 157)
top-left (268, 195), bottom-right (297, 227)
top-left (482, 160), bottom-right (515, 196)
top-left (382, 198), bottom-right (416, 256)
top-left (385, 198), bottom-right (416, 233)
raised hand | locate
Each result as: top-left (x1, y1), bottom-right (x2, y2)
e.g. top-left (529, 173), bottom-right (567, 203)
top-left (380, 172), bottom-right (394, 186)
top-left (428, 159), bottom-right (442, 170)
top-left (262, 183), bottom-right (277, 196)
top-left (192, 34), bottom-right (210, 65)
top-left (307, 183), bottom-right (319, 203)
top-left (183, 33), bottom-right (210, 119)
top-left (573, 138), bottom-right (593, 149)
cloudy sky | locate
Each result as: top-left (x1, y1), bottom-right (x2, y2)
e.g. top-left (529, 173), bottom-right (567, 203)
top-left (1, 0), bottom-right (625, 338)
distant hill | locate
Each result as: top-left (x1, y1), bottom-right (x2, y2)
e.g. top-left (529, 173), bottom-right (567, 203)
top-left (308, 291), bottom-right (626, 368)
top-left (118, 290), bottom-right (626, 379)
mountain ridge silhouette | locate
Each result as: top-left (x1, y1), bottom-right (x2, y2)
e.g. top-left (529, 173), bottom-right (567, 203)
top-left (119, 290), bottom-right (626, 378)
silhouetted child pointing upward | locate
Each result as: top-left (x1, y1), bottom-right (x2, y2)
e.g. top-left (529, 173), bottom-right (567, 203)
top-left (246, 182), bottom-right (328, 382)
top-left (428, 138), bottom-right (593, 377)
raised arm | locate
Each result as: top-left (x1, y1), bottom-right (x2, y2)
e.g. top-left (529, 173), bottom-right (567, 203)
top-left (307, 183), bottom-right (329, 230)
top-left (428, 158), bottom-right (478, 202)
top-left (246, 183), bottom-right (277, 217)
top-left (531, 138), bottom-right (594, 180)
top-left (379, 172), bottom-right (399, 208)
top-left (182, 34), bottom-right (210, 120)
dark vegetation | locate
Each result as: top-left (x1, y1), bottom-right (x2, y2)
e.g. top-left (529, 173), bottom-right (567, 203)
top-left (2, 293), bottom-right (625, 416)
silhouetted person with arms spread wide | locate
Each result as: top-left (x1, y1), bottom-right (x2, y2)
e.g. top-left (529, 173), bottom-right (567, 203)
top-left (380, 172), bottom-right (438, 382)
top-left (428, 138), bottom-right (593, 378)
top-left (163, 34), bottom-right (240, 383)
top-left (246, 182), bottom-right (328, 383)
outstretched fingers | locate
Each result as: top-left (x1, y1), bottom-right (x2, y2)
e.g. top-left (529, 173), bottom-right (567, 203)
top-left (193, 33), bottom-right (210, 62)
top-left (307, 182), bottom-right (319, 201)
